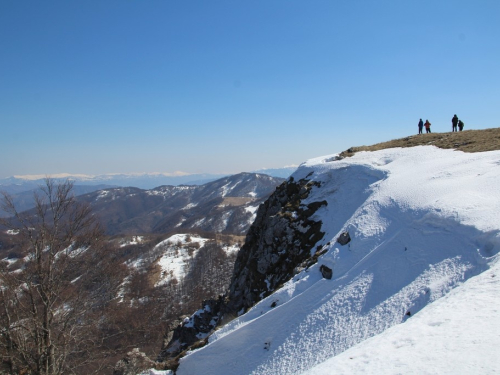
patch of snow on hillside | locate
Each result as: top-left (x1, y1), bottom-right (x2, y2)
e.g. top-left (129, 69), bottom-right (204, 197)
top-left (193, 218), bottom-right (206, 227)
top-left (1, 257), bottom-right (18, 267)
top-left (6, 229), bottom-right (19, 235)
top-left (176, 146), bottom-right (500, 375)
top-left (220, 182), bottom-right (232, 197)
top-left (175, 218), bottom-right (186, 228)
top-left (230, 180), bottom-right (242, 192)
top-left (155, 234), bottom-right (209, 285)
top-left (244, 205), bottom-right (259, 215)
top-left (96, 190), bottom-right (110, 200)
top-left (216, 211), bottom-right (232, 232)
top-left (146, 190), bottom-right (168, 196)
top-left (221, 243), bottom-right (240, 255)
top-left (181, 203), bottom-right (198, 210)
top-left (120, 236), bottom-right (144, 247)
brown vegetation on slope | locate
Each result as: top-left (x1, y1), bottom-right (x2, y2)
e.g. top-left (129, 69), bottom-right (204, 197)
top-left (339, 127), bottom-right (500, 158)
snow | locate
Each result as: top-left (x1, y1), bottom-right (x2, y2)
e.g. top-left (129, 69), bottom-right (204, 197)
top-left (221, 243), bottom-right (240, 255)
top-left (303, 258), bottom-right (500, 375)
top-left (174, 146), bottom-right (500, 375)
top-left (96, 190), bottom-right (111, 200)
top-left (244, 205), bottom-right (259, 215)
top-left (140, 370), bottom-right (173, 375)
top-left (120, 236), bottom-right (144, 247)
top-left (1, 257), bottom-right (18, 267)
top-left (155, 234), bottom-right (209, 285)
top-left (216, 211), bottom-right (232, 232)
top-left (181, 203), bottom-right (198, 210)
top-left (175, 218), bottom-right (187, 227)
top-left (220, 182), bottom-right (232, 197)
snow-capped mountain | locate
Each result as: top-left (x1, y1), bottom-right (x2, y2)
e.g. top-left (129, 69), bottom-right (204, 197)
top-left (164, 145), bottom-right (500, 374)
top-left (0, 167), bottom-right (295, 192)
top-left (78, 173), bottom-right (285, 235)
top-left (0, 172), bottom-right (224, 191)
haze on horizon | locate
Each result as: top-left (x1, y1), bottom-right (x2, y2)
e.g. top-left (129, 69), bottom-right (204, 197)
top-left (1, 1), bottom-right (499, 179)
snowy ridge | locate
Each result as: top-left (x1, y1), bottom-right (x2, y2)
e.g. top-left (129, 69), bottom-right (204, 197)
top-left (175, 146), bottom-right (500, 375)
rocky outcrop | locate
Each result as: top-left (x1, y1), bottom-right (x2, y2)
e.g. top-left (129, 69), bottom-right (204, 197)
top-left (226, 174), bottom-right (327, 313)
top-left (337, 231), bottom-right (351, 246)
top-left (114, 348), bottom-right (156, 375)
top-left (158, 173), bottom-right (327, 366)
top-left (157, 297), bottom-right (226, 362)
top-left (319, 265), bottom-right (333, 279)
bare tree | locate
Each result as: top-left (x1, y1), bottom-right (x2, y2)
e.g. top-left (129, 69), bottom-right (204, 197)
top-left (0, 179), bottom-right (124, 375)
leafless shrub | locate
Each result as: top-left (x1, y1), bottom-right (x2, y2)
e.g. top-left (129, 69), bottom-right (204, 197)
top-left (0, 179), bottom-right (126, 375)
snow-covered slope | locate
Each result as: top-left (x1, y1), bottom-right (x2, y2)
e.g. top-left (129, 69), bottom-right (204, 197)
top-left (175, 146), bottom-right (500, 375)
top-left (304, 257), bottom-right (500, 374)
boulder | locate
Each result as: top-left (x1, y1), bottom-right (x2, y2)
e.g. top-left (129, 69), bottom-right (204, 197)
top-left (319, 265), bottom-right (333, 279)
top-left (337, 231), bottom-right (351, 246)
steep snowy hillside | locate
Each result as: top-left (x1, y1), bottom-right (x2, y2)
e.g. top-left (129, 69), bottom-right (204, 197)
top-left (304, 258), bottom-right (500, 374)
top-left (174, 146), bottom-right (500, 375)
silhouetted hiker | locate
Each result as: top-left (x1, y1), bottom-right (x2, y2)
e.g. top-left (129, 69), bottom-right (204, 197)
top-left (458, 119), bottom-right (464, 131)
top-left (418, 119), bottom-right (424, 134)
top-left (424, 119), bottom-right (431, 133)
top-left (452, 114), bottom-right (459, 132)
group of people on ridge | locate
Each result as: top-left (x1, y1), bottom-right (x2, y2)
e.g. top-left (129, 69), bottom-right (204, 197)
top-left (417, 115), bottom-right (465, 134)
top-left (418, 119), bottom-right (432, 134)
top-left (451, 114), bottom-right (465, 132)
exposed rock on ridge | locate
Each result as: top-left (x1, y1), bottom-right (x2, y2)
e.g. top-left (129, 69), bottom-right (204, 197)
top-left (158, 174), bottom-right (327, 364)
top-left (227, 174), bottom-right (327, 312)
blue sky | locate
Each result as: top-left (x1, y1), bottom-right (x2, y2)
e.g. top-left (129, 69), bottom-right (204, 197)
top-left (1, 1), bottom-right (499, 178)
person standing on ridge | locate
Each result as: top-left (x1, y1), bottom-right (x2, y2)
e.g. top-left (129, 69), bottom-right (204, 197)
top-left (452, 114), bottom-right (459, 132)
top-left (418, 118), bottom-right (424, 134)
top-left (458, 119), bottom-right (464, 131)
top-left (424, 119), bottom-right (431, 133)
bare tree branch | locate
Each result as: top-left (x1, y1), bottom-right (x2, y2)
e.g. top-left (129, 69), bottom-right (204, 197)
top-left (0, 179), bottom-right (125, 375)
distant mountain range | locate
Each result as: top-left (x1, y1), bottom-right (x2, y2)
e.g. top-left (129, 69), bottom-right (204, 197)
top-left (0, 167), bottom-right (296, 193)
top-left (79, 172), bottom-right (285, 236)
top-left (1, 172), bottom-right (286, 235)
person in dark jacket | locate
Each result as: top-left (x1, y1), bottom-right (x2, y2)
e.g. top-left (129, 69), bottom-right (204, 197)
top-left (418, 118), bottom-right (424, 134)
top-left (424, 120), bottom-right (431, 133)
top-left (452, 114), bottom-right (459, 132)
top-left (458, 119), bottom-right (464, 131)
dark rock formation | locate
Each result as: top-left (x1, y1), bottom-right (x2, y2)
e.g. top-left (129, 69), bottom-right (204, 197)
top-left (158, 297), bottom-right (226, 361)
top-left (227, 175), bottom-right (327, 313)
top-left (320, 265), bottom-right (333, 279)
top-left (158, 174), bottom-right (328, 366)
top-left (337, 231), bottom-right (351, 246)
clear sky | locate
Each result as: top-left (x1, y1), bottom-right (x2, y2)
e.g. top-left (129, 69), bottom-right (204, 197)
top-left (1, 1), bottom-right (499, 178)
